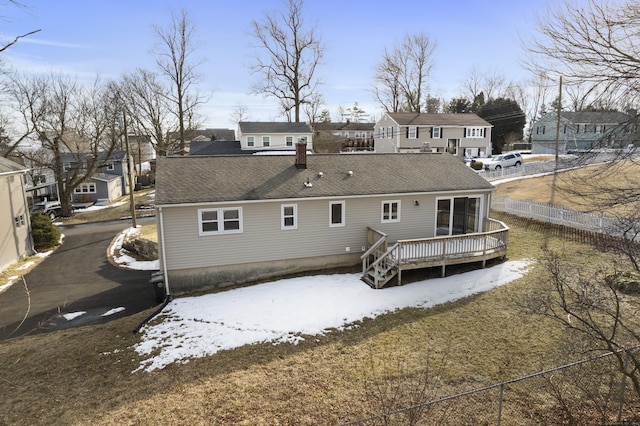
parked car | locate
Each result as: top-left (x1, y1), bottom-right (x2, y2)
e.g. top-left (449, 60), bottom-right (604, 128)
top-left (31, 200), bottom-right (63, 219)
top-left (483, 153), bottom-right (523, 171)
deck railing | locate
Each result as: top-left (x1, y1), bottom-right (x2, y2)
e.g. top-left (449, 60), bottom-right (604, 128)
top-left (361, 219), bottom-right (509, 288)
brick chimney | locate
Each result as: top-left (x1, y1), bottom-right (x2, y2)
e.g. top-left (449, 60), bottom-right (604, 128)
top-left (295, 139), bottom-right (307, 169)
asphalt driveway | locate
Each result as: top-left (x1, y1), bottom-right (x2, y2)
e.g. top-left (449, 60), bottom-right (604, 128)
top-left (0, 219), bottom-right (158, 340)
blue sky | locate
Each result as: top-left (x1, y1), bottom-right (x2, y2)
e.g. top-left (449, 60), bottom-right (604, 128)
top-left (1, 0), bottom-right (543, 128)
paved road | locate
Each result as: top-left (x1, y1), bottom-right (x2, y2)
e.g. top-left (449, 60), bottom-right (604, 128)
top-left (0, 219), bottom-right (159, 340)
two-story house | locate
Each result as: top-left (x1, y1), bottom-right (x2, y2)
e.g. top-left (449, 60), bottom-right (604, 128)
top-left (0, 156), bottom-right (33, 271)
top-left (374, 113), bottom-right (493, 158)
top-left (530, 111), bottom-right (635, 155)
top-left (238, 122), bottom-right (313, 151)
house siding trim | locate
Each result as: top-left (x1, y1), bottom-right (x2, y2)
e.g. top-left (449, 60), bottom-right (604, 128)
top-left (155, 188), bottom-right (495, 209)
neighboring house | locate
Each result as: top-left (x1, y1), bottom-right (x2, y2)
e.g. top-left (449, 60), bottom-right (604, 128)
top-left (155, 143), bottom-right (508, 295)
top-left (316, 121), bottom-right (375, 151)
top-left (62, 151), bottom-right (131, 204)
top-left (238, 122), bottom-right (313, 151)
top-left (530, 111), bottom-right (635, 155)
top-left (374, 112), bottom-right (493, 158)
top-left (0, 157), bottom-right (33, 272)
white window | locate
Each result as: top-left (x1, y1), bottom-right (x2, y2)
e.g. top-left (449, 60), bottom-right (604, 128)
top-left (247, 136), bottom-right (255, 147)
top-left (285, 136), bottom-right (294, 147)
top-left (465, 127), bottom-right (485, 138)
top-left (408, 127), bottom-right (417, 139)
top-left (262, 136), bottom-right (270, 147)
top-left (387, 127), bottom-right (393, 138)
top-left (106, 161), bottom-right (115, 171)
top-left (329, 201), bottom-right (345, 227)
top-left (198, 207), bottom-right (243, 235)
top-left (281, 204), bottom-right (297, 230)
top-left (75, 183), bottom-right (96, 193)
top-left (432, 127), bottom-right (441, 139)
top-left (381, 200), bottom-right (400, 223)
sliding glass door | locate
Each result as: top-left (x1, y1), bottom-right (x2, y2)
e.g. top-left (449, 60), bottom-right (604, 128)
top-left (436, 197), bottom-right (481, 236)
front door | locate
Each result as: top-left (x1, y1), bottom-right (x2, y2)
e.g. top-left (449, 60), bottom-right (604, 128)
top-left (436, 197), bottom-right (480, 236)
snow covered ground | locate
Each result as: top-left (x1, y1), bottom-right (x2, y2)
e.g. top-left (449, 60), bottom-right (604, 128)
top-left (130, 258), bottom-right (531, 373)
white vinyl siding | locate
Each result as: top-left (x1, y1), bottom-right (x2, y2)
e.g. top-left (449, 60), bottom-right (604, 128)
top-left (381, 200), bottom-right (400, 223)
top-left (281, 204), bottom-right (297, 230)
top-left (198, 207), bottom-right (243, 235)
top-left (158, 193), bottom-right (491, 271)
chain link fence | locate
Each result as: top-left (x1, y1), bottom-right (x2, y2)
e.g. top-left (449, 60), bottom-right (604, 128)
top-left (340, 350), bottom-right (640, 425)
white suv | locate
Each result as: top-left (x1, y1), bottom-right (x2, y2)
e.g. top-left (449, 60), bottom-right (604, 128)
top-left (483, 153), bottom-right (523, 171)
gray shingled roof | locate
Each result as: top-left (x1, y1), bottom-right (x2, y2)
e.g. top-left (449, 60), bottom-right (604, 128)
top-left (0, 156), bottom-right (28, 174)
top-left (155, 153), bottom-right (494, 205)
top-left (387, 113), bottom-right (492, 127)
top-left (559, 111), bottom-right (631, 124)
top-left (189, 140), bottom-right (254, 156)
top-left (239, 122), bottom-right (312, 133)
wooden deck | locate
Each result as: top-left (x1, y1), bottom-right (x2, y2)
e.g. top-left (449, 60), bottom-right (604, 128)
top-left (361, 218), bottom-right (509, 288)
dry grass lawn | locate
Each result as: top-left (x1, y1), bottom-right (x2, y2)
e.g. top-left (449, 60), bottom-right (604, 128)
top-left (495, 159), bottom-right (640, 216)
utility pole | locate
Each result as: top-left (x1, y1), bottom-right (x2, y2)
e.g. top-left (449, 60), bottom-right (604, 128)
top-left (122, 110), bottom-right (137, 229)
top-left (554, 75), bottom-right (563, 170)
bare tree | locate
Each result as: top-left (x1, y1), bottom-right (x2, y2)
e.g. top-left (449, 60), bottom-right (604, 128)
top-left (524, 248), bottom-right (640, 400)
top-left (527, 0), bottom-right (640, 108)
top-left (153, 9), bottom-right (203, 154)
top-left (230, 103), bottom-right (250, 126)
top-left (372, 49), bottom-right (402, 113)
top-left (122, 68), bottom-right (176, 156)
top-left (302, 92), bottom-right (324, 128)
top-left (6, 74), bottom-right (120, 216)
top-left (0, 1), bottom-right (40, 53)
top-left (373, 32), bottom-right (436, 113)
top-left (250, 0), bottom-right (324, 123)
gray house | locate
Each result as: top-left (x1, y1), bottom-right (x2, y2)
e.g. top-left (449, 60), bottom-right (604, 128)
top-left (0, 157), bottom-right (33, 271)
top-left (374, 112), bottom-right (493, 158)
top-left (530, 111), bottom-right (635, 154)
top-left (63, 151), bottom-right (131, 204)
top-left (238, 122), bottom-right (313, 151)
top-left (155, 144), bottom-right (508, 295)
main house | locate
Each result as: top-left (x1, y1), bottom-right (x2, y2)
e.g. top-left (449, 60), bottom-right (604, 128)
top-left (155, 144), bottom-right (508, 296)
top-left (374, 112), bottom-right (493, 158)
top-left (238, 122), bottom-right (313, 151)
top-left (530, 111), bottom-right (635, 154)
top-left (0, 157), bottom-right (33, 272)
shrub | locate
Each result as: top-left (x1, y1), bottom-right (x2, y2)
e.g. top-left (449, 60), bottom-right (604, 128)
top-left (31, 212), bottom-right (61, 251)
top-left (470, 160), bottom-right (483, 170)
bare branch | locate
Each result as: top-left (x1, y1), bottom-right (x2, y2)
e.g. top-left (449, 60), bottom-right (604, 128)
top-left (0, 28), bottom-right (40, 53)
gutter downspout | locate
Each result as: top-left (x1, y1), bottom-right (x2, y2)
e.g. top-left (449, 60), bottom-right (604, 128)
top-left (133, 205), bottom-right (172, 333)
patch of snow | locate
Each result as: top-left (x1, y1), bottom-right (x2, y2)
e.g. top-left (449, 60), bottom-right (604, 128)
top-left (17, 261), bottom-right (35, 270)
top-left (133, 259), bottom-right (531, 373)
top-left (102, 307), bottom-right (125, 316)
top-left (64, 311), bottom-right (86, 321)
